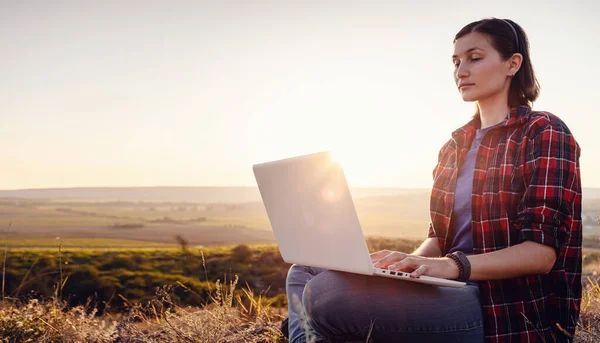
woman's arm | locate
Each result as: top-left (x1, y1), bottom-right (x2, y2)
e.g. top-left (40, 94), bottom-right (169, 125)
top-left (372, 240), bottom-right (556, 280)
top-left (412, 237), bottom-right (442, 257)
top-left (467, 241), bottom-right (556, 280)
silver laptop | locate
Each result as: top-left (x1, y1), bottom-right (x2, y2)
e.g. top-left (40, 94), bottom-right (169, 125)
top-left (253, 151), bottom-right (464, 288)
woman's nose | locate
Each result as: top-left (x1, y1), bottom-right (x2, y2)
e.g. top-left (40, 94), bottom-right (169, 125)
top-left (455, 64), bottom-right (469, 79)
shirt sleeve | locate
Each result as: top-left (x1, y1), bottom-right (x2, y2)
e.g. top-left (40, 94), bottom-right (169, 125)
top-left (427, 222), bottom-right (437, 238)
top-left (427, 223), bottom-right (446, 256)
top-left (428, 140), bottom-right (453, 247)
top-left (516, 121), bottom-right (581, 255)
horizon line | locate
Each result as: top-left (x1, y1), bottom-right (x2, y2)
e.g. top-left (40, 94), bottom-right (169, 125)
top-left (0, 185), bottom-right (435, 192)
top-left (1, 185), bottom-right (599, 192)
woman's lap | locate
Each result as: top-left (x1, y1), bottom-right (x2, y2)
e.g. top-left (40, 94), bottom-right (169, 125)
top-left (287, 264), bottom-right (484, 343)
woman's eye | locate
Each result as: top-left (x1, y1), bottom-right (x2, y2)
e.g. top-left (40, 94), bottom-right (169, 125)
top-left (454, 57), bottom-right (481, 68)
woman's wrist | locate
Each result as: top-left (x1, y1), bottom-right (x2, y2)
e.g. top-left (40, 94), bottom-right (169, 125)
top-left (446, 251), bottom-right (471, 281)
top-left (444, 256), bottom-right (460, 279)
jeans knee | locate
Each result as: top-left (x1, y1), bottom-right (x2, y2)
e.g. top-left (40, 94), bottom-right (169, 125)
top-left (286, 264), bottom-right (308, 290)
top-left (302, 274), bottom-right (339, 336)
top-left (287, 264), bottom-right (326, 288)
top-left (286, 263), bottom-right (303, 279)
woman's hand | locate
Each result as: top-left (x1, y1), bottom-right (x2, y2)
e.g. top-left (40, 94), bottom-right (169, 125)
top-left (370, 250), bottom-right (459, 280)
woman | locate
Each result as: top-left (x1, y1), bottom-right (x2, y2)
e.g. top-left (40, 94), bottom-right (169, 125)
top-left (283, 17), bottom-right (582, 343)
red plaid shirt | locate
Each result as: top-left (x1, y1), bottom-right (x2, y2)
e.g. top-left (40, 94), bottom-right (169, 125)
top-left (428, 105), bottom-right (582, 342)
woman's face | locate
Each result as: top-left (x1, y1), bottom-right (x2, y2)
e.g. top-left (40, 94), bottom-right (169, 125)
top-left (452, 32), bottom-right (514, 103)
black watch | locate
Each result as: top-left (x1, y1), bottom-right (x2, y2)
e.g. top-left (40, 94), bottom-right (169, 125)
top-left (446, 251), bottom-right (471, 282)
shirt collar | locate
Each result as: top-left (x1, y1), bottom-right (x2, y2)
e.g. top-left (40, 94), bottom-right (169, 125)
top-left (451, 105), bottom-right (532, 141)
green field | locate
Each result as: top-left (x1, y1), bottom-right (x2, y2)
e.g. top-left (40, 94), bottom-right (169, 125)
top-left (0, 238), bottom-right (424, 310)
top-left (3, 196), bottom-right (597, 249)
top-left (0, 199), bottom-right (273, 230)
top-left (0, 238), bottom-right (177, 249)
top-left (0, 196), bottom-right (434, 249)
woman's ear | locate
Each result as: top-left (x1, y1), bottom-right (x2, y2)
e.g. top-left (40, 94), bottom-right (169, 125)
top-left (508, 53), bottom-right (523, 76)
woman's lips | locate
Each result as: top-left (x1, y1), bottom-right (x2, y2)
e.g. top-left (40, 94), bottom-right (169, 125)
top-left (459, 84), bottom-right (475, 89)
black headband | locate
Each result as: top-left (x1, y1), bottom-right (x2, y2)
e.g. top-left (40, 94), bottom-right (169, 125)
top-left (500, 19), bottom-right (520, 53)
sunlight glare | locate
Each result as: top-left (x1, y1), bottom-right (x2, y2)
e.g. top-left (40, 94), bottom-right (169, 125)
top-left (320, 182), bottom-right (342, 203)
top-left (329, 149), bottom-right (350, 169)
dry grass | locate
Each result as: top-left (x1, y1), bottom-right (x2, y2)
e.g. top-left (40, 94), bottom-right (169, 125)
top-left (0, 232), bottom-right (285, 342)
top-left (1, 242), bottom-right (599, 342)
top-left (576, 275), bottom-right (600, 342)
top-left (0, 277), bottom-right (285, 343)
top-left (1, 275), bottom-right (599, 342)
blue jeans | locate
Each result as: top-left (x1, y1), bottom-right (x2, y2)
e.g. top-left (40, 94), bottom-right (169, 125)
top-left (286, 264), bottom-right (484, 343)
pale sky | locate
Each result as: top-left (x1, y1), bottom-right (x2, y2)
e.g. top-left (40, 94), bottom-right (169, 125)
top-left (1, 0), bottom-right (599, 190)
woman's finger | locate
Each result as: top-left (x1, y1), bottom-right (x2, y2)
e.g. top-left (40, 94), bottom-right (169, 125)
top-left (388, 256), bottom-right (421, 271)
top-left (370, 250), bottom-right (391, 261)
top-left (410, 264), bottom-right (428, 278)
top-left (374, 251), bottom-right (407, 268)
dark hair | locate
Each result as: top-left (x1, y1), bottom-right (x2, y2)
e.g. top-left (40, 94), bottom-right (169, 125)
top-left (454, 18), bottom-right (540, 108)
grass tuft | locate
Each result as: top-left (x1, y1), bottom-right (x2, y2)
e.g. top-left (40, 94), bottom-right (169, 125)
top-left (0, 282), bottom-right (285, 343)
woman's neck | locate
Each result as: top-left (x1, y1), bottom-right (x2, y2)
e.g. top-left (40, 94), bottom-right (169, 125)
top-left (477, 97), bottom-right (511, 129)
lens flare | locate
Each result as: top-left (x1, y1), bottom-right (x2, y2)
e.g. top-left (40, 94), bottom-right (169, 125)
top-left (320, 182), bottom-right (341, 203)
